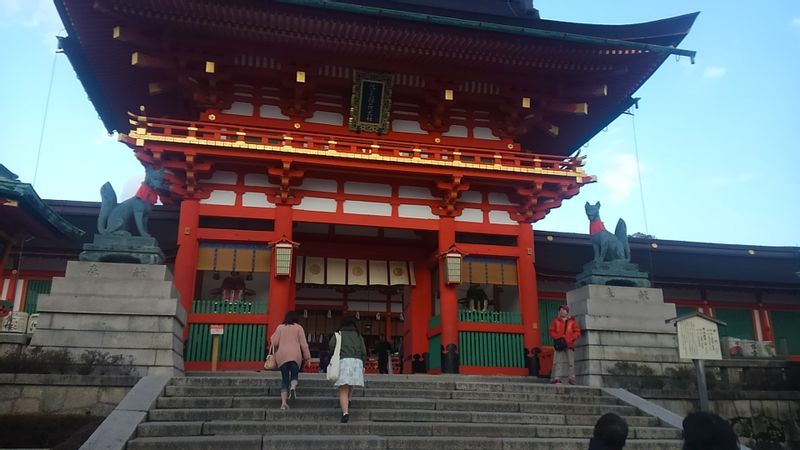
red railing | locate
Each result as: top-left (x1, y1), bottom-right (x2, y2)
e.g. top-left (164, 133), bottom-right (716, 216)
top-left (129, 114), bottom-right (588, 177)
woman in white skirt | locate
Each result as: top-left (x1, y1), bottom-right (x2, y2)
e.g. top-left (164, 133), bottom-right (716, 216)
top-left (328, 315), bottom-right (367, 423)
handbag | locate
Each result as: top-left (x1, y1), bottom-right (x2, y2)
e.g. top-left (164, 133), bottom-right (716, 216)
top-left (326, 331), bottom-right (342, 381)
top-left (263, 344), bottom-right (277, 370)
top-left (553, 337), bottom-right (568, 352)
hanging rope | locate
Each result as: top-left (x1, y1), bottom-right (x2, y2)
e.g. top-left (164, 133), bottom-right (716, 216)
top-left (629, 110), bottom-right (657, 283)
top-left (630, 112), bottom-right (650, 235)
top-left (32, 47), bottom-right (60, 188)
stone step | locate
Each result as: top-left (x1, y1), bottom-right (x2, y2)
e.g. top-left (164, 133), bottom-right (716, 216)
top-left (137, 419), bottom-right (680, 439)
top-left (153, 396), bottom-right (635, 415)
top-left (163, 385), bottom-right (618, 404)
top-left (148, 401), bottom-right (640, 423)
top-left (157, 392), bottom-right (618, 412)
top-left (170, 377), bottom-right (599, 395)
top-left (137, 413), bottom-right (658, 437)
top-left (127, 435), bottom-right (263, 450)
top-left (127, 435), bottom-right (683, 450)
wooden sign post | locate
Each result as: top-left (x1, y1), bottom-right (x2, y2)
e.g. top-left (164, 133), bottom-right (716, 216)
top-left (210, 324), bottom-right (224, 372)
top-left (667, 312), bottom-right (725, 411)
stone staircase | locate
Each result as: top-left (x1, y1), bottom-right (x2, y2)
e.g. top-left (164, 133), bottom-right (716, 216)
top-left (126, 374), bottom-right (683, 450)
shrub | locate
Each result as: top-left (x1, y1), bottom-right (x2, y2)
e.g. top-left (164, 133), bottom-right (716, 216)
top-left (77, 350), bottom-right (136, 376)
top-left (0, 348), bottom-right (135, 376)
top-left (0, 348), bottom-right (74, 374)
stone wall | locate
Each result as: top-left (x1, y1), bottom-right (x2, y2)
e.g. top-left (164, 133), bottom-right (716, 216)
top-left (30, 261), bottom-right (185, 376)
top-left (0, 374), bottom-right (137, 416)
top-left (638, 389), bottom-right (800, 449)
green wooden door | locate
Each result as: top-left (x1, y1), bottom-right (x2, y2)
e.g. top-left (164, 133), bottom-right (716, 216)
top-left (715, 308), bottom-right (755, 340)
top-left (772, 311), bottom-right (800, 355)
top-left (538, 299), bottom-right (562, 346)
top-left (675, 305), bottom-right (699, 317)
top-left (24, 280), bottom-right (52, 314)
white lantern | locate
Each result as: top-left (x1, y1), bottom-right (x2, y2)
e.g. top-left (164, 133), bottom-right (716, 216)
top-left (443, 252), bottom-right (463, 285)
top-left (273, 242), bottom-right (294, 276)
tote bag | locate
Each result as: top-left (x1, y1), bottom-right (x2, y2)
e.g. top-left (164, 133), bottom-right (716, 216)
top-left (326, 332), bottom-right (342, 381)
top-left (263, 344), bottom-right (277, 370)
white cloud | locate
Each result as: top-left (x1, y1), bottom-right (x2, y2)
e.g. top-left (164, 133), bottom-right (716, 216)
top-left (599, 154), bottom-right (642, 204)
top-left (792, 17), bottom-right (800, 27)
top-left (710, 172), bottom-right (756, 187)
top-left (94, 130), bottom-right (118, 145)
top-left (703, 67), bottom-right (727, 79)
top-left (0, 0), bottom-right (63, 48)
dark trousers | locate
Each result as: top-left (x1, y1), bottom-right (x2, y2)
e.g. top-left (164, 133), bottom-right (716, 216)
top-left (378, 357), bottom-right (388, 374)
top-left (279, 361), bottom-right (299, 390)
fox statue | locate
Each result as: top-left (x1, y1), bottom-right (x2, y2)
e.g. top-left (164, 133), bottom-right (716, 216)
top-left (584, 201), bottom-right (630, 263)
top-left (97, 166), bottom-right (168, 238)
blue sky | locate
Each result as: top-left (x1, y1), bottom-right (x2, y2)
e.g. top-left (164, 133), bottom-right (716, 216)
top-left (0, 1), bottom-right (798, 247)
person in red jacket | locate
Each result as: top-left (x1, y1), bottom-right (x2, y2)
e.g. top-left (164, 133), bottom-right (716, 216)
top-left (549, 304), bottom-right (581, 385)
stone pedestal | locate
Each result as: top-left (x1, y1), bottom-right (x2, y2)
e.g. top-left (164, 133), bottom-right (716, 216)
top-left (80, 235), bottom-right (165, 265)
top-left (29, 261), bottom-right (185, 376)
top-left (575, 261), bottom-right (651, 288)
top-left (568, 285), bottom-right (686, 387)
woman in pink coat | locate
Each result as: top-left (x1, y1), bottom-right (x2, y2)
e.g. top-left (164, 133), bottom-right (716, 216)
top-left (270, 311), bottom-right (311, 410)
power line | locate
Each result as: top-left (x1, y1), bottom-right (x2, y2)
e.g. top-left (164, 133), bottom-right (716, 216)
top-left (32, 47), bottom-right (60, 188)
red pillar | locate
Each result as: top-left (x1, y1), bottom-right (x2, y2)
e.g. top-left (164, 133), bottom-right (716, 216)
top-left (405, 263), bottom-right (431, 373)
top-left (174, 199), bottom-right (200, 338)
top-left (267, 204), bottom-right (295, 340)
top-left (438, 216), bottom-right (459, 373)
top-left (517, 222), bottom-right (540, 350)
top-left (4, 270), bottom-right (18, 303)
top-left (759, 306), bottom-right (774, 341)
top-left (0, 239), bottom-right (12, 279)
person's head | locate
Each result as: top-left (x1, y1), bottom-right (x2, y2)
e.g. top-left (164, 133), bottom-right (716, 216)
top-left (559, 304), bottom-right (570, 317)
top-left (591, 413), bottom-right (628, 450)
top-left (682, 412), bottom-right (739, 450)
top-left (282, 310), bottom-right (299, 325)
top-left (338, 315), bottom-right (359, 332)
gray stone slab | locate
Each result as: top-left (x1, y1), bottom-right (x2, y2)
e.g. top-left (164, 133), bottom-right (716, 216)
top-left (65, 261), bottom-right (172, 281)
top-left (267, 435), bottom-right (386, 450)
top-left (592, 331), bottom-right (678, 347)
top-left (136, 421), bottom-right (203, 438)
top-left (51, 278), bottom-right (176, 298)
top-left (79, 409), bottom-right (146, 450)
top-left (580, 315), bottom-right (676, 334)
top-left (116, 376), bottom-right (170, 412)
top-left (575, 346), bottom-right (679, 363)
top-left (567, 285), bottom-right (664, 304)
top-left (36, 296), bottom-right (181, 316)
top-left (127, 435), bottom-right (262, 450)
top-left (386, 436), bottom-right (502, 450)
top-left (570, 299), bottom-right (676, 319)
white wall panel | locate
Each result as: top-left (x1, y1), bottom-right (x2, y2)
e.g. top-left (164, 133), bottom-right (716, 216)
top-left (456, 208), bottom-right (483, 223)
top-left (242, 193), bottom-right (272, 208)
top-left (488, 210), bottom-right (516, 224)
top-left (344, 182), bottom-right (392, 197)
top-left (397, 205), bottom-right (437, 219)
top-left (200, 191), bottom-right (237, 206)
top-left (343, 201), bottom-right (392, 216)
top-left (296, 197), bottom-right (337, 213)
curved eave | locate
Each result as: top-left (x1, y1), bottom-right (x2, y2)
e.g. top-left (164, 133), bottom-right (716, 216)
top-left (54, 0), bottom-right (698, 152)
top-left (0, 181), bottom-right (86, 240)
top-left (276, 0), bottom-right (698, 59)
top-left (58, 36), bottom-right (117, 134)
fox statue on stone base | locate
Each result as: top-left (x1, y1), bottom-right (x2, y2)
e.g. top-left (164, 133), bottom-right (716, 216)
top-left (585, 201), bottom-right (630, 263)
top-left (97, 166), bottom-right (168, 238)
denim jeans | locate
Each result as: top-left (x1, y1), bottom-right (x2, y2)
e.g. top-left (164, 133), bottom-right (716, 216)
top-left (280, 361), bottom-right (299, 390)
